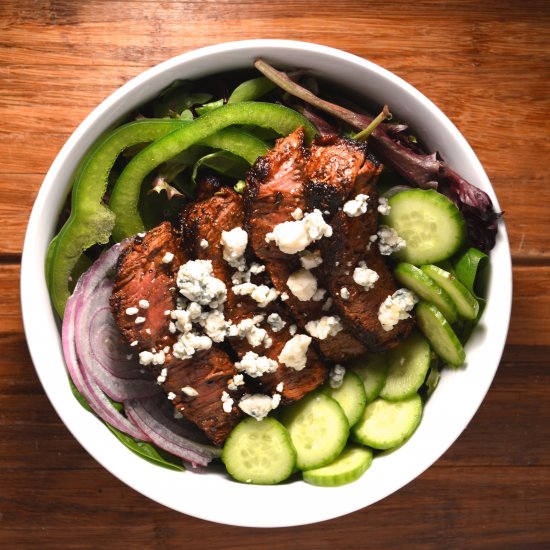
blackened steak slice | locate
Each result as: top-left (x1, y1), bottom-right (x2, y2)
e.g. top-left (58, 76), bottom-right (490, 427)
top-left (182, 181), bottom-right (327, 403)
top-left (310, 145), bottom-right (415, 351)
top-left (110, 221), bottom-right (243, 444)
top-left (245, 129), bottom-right (367, 362)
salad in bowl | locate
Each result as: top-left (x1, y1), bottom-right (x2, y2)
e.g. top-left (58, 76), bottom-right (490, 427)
top-left (21, 40), bottom-right (511, 527)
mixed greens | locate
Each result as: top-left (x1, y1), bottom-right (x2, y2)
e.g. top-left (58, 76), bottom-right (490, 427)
top-left (48, 59), bottom-right (497, 485)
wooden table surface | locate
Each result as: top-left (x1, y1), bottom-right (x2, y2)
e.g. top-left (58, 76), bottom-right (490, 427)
top-left (1, 0), bottom-right (549, 547)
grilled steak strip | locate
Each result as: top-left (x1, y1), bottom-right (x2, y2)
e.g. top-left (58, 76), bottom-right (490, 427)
top-left (182, 179), bottom-right (327, 403)
top-left (110, 221), bottom-right (243, 445)
top-left (245, 128), bottom-right (367, 362)
top-left (306, 138), bottom-right (415, 350)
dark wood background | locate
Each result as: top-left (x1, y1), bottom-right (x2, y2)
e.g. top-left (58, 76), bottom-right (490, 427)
top-left (1, 0), bottom-right (549, 547)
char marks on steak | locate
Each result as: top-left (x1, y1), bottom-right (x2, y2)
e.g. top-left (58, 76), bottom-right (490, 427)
top-left (306, 137), bottom-right (415, 351)
top-left (182, 177), bottom-right (327, 402)
top-left (245, 129), bottom-right (368, 361)
top-left (110, 221), bottom-right (243, 445)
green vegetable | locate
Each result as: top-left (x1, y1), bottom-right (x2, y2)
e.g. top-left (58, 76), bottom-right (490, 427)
top-left (192, 150), bottom-right (251, 183)
top-left (352, 394), bottom-right (423, 450)
top-left (110, 102), bottom-right (316, 241)
top-left (47, 118), bottom-right (191, 316)
top-left (303, 445), bottom-right (373, 487)
top-left (227, 77), bottom-right (277, 103)
top-left (222, 417), bottom-right (296, 484)
top-left (415, 301), bottom-right (466, 367)
top-left (323, 371), bottom-right (367, 427)
top-left (381, 189), bottom-right (467, 265)
top-left (379, 331), bottom-right (431, 401)
top-left (349, 353), bottom-right (388, 403)
top-left (280, 392), bottom-right (349, 471)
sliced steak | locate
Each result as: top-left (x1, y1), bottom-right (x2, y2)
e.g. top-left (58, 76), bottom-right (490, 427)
top-left (309, 144), bottom-right (415, 351)
top-left (245, 129), bottom-right (367, 362)
top-left (183, 179), bottom-right (327, 402)
top-left (110, 221), bottom-right (244, 444)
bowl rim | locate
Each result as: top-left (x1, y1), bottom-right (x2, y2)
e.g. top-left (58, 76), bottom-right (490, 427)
top-left (21, 39), bottom-right (512, 528)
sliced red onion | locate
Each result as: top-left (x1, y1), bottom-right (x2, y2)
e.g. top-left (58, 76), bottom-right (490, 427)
top-left (125, 397), bottom-right (222, 467)
top-left (62, 286), bottom-right (149, 440)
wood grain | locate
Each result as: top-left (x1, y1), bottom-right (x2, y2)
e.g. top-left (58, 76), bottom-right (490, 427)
top-left (1, 0), bottom-right (549, 546)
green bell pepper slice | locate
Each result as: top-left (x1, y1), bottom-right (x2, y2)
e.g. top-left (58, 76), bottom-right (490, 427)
top-left (110, 102), bottom-right (316, 241)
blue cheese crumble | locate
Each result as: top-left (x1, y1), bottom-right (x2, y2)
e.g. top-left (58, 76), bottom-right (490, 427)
top-left (235, 351), bottom-right (278, 378)
top-left (343, 193), bottom-right (369, 217)
top-left (378, 288), bottom-right (418, 331)
top-left (238, 393), bottom-right (281, 420)
top-left (377, 225), bottom-right (406, 256)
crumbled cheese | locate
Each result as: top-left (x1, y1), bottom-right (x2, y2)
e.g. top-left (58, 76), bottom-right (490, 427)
top-left (200, 239), bottom-right (209, 249)
top-left (232, 316), bottom-right (271, 348)
top-left (300, 249), bottom-right (323, 270)
top-left (305, 316), bottom-right (344, 340)
top-left (276, 382), bottom-right (284, 392)
top-left (312, 288), bottom-right (326, 302)
top-left (291, 207), bottom-right (304, 220)
top-left (287, 268), bottom-right (318, 301)
top-left (181, 386), bottom-right (199, 397)
top-left (135, 316), bottom-right (146, 324)
top-left (281, 292), bottom-right (289, 301)
top-left (221, 391), bottom-right (234, 413)
top-left (353, 261), bottom-right (379, 291)
top-left (265, 209), bottom-right (332, 254)
top-left (238, 393), bottom-right (281, 420)
top-left (340, 287), bottom-right (350, 300)
top-left (278, 334), bottom-right (311, 371)
top-left (172, 332), bottom-right (212, 360)
top-left (377, 197), bottom-right (391, 215)
top-left (329, 364), bottom-right (346, 388)
top-left (227, 374), bottom-right (245, 391)
top-left (167, 391), bottom-right (176, 401)
top-left (378, 288), bottom-right (418, 331)
top-left (164, 310), bottom-right (171, 316)
top-left (378, 225), bottom-right (406, 256)
top-left (289, 324), bottom-right (297, 335)
top-left (177, 260), bottom-right (227, 307)
top-left (156, 367), bottom-right (168, 384)
top-left (343, 194), bottom-right (369, 217)
top-left (125, 307), bottom-right (139, 316)
top-left (138, 299), bottom-right (150, 309)
top-left (322, 296), bottom-right (333, 312)
top-left (221, 227), bottom-right (248, 269)
top-left (139, 350), bottom-right (165, 366)
top-left (235, 351), bottom-right (278, 378)
top-left (130, 340), bottom-right (138, 347)
top-left (266, 313), bottom-right (286, 333)
top-left (162, 252), bottom-right (174, 264)
top-left (201, 310), bottom-right (229, 342)
top-left (233, 282), bottom-right (278, 308)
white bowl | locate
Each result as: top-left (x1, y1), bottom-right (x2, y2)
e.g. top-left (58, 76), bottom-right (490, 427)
top-left (21, 39), bottom-right (512, 528)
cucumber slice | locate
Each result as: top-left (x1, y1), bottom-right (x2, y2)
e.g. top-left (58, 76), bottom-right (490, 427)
top-left (379, 331), bottom-right (431, 401)
top-left (324, 371), bottom-right (367, 427)
top-left (394, 262), bottom-right (458, 323)
top-left (352, 394), bottom-right (423, 450)
top-left (303, 444), bottom-right (373, 487)
top-left (280, 392), bottom-right (349, 471)
top-left (382, 189), bottom-right (466, 264)
top-left (222, 417), bottom-right (296, 484)
top-left (349, 353), bottom-right (388, 402)
top-left (415, 301), bottom-right (466, 367)
top-left (421, 264), bottom-right (479, 320)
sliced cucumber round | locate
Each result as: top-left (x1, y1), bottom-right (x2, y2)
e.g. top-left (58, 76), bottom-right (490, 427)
top-left (421, 264), bottom-right (479, 320)
top-left (323, 370), bottom-right (368, 427)
top-left (222, 417), bottom-right (296, 484)
top-left (415, 300), bottom-right (466, 367)
top-left (303, 444), bottom-right (373, 487)
top-left (351, 394), bottom-right (423, 450)
top-left (280, 392), bottom-right (349, 471)
top-left (349, 353), bottom-right (388, 403)
top-left (379, 331), bottom-right (431, 401)
top-left (394, 262), bottom-right (458, 323)
top-left (382, 189), bottom-right (466, 264)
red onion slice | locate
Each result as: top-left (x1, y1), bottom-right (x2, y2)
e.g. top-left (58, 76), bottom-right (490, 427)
top-left (125, 397), bottom-right (222, 467)
top-left (62, 287), bottom-right (149, 440)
